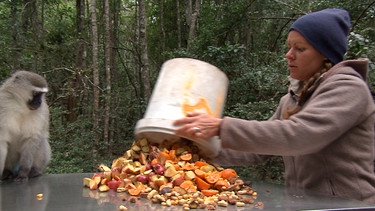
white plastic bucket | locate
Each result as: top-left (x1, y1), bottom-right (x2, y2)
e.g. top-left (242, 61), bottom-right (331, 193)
top-left (135, 58), bottom-right (228, 149)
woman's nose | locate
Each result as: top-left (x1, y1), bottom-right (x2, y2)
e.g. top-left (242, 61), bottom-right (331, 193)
top-left (285, 49), bottom-right (294, 60)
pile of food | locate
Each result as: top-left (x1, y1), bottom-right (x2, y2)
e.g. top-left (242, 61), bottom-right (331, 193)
top-left (83, 138), bottom-right (262, 210)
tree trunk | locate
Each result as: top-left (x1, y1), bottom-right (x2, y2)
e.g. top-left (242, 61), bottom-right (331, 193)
top-left (10, 1), bottom-right (22, 69)
top-left (138, 0), bottom-right (151, 100)
top-left (67, 0), bottom-right (87, 123)
top-left (89, 0), bottom-right (100, 166)
top-left (176, 0), bottom-right (181, 48)
top-left (185, 0), bottom-right (200, 49)
top-left (103, 0), bottom-right (112, 146)
top-left (159, 0), bottom-right (165, 58)
top-left (21, 0), bottom-right (40, 71)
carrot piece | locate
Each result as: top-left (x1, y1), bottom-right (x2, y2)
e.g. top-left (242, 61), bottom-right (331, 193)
top-left (169, 149), bottom-right (178, 162)
top-left (128, 187), bottom-right (141, 196)
top-left (201, 189), bottom-right (219, 197)
top-left (150, 158), bottom-right (158, 166)
top-left (194, 161), bottom-right (209, 168)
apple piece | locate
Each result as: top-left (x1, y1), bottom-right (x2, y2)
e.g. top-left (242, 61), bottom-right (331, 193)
top-left (123, 150), bottom-right (132, 159)
top-left (152, 163), bottom-right (165, 175)
top-left (135, 175), bottom-right (149, 184)
top-left (131, 144), bottom-right (141, 152)
top-left (141, 145), bottom-right (150, 153)
top-left (164, 165), bottom-right (177, 178)
top-left (133, 161), bottom-right (142, 167)
top-left (100, 178), bottom-right (110, 185)
top-left (149, 151), bottom-right (158, 160)
top-left (139, 152), bottom-right (147, 165)
top-left (154, 176), bottom-right (168, 189)
top-left (143, 169), bottom-right (153, 175)
top-left (112, 157), bottom-right (130, 169)
top-left (148, 181), bottom-right (157, 190)
top-left (139, 138), bottom-right (149, 147)
top-left (83, 177), bottom-right (92, 188)
top-left (122, 179), bottom-right (133, 187)
top-left (102, 171), bottom-right (112, 180)
top-left (164, 160), bottom-right (174, 168)
top-left (98, 163), bottom-right (111, 172)
top-left (201, 164), bottom-right (216, 173)
top-left (171, 174), bottom-right (184, 186)
top-left (123, 163), bottom-right (141, 175)
top-left (111, 167), bottom-right (122, 179)
top-left (145, 163), bottom-right (152, 171)
top-left (92, 173), bottom-right (102, 185)
top-left (107, 180), bottom-right (121, 191)
top-left (184, 170), bottom-right (195, 180)
top-left (89, 179), bottom-right (98, 190)
top-left (98, 184), bottom-right (110, 192)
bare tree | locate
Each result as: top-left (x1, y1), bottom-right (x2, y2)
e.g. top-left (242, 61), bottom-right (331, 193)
top-left (103, 0), bottom-right (112, 145)
top-left (138, 0), bottom-right (151, 100)
top-left (89, 0), bottom-right (100, 164)
top-left (185, 0), bottom-right (201, 49)
top-left (66, 0), bottom-right (87, 123)
top-left (10, 1), bottom-right (22, 69)
top-left (22, 0), bottom-right (40, 71)
top-left (176, 0), bottom-right (181, 48)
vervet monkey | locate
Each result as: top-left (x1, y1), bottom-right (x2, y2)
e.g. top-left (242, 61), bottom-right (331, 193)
top-left (0, 70), bottom-right (51, 182)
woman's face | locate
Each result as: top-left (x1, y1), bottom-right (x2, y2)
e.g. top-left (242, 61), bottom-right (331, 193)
top-left (285, 30), bottom-right (326, 81)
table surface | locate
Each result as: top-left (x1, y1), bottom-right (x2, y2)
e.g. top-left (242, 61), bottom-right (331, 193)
top-left (1, 173), bottom-right (374, 211)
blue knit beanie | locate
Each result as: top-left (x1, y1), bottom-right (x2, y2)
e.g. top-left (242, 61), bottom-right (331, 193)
top-left (290, 8), bottom-right (351, 65)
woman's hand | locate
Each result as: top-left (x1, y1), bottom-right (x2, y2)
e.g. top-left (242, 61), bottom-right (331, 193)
top-left (173, 112), bottom-right (222, 140)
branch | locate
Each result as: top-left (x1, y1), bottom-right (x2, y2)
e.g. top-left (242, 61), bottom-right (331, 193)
top-left (351, 0), bottom-right (375, 31)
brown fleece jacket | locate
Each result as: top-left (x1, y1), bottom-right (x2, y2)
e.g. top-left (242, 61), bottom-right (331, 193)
top-left (215, 59), bottom-right (375, 203)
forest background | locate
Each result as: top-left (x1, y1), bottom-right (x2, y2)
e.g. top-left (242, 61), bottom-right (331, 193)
top-left (0, 0), bottom-right (373, 184)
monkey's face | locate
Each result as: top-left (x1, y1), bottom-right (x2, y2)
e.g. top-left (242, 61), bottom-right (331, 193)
top-left (28, 91), bottom-right (47, 110)
top-left (6, 71), bottom-right (49, 111)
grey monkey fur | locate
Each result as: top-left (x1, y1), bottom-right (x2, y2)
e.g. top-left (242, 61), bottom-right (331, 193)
top-left (0, 70), bottom-right (51, 182)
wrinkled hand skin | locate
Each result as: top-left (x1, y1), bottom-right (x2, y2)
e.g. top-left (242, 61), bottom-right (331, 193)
top-left (173, 112), bottom-right (222, 140)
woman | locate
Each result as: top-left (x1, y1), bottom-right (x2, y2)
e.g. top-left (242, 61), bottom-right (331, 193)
top-left (174, 8), bottom-right (375, 203)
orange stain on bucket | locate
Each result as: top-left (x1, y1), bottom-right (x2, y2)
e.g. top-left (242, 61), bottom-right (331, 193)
top-left (181, 69), bottom-right (224, 118)
top-left (182, 97), bottom-right (214, 116)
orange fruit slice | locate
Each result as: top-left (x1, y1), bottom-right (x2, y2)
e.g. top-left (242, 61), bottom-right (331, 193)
top-left (194, 169), bottom-right (207, 179)
top-left (180, 180), bottom-right (197, 193)
top-left (195, 176), bottom-right (211, 190)
top-left (205, 171), bottom-right (221, 184)
top-left (221, 168), bottom-right (237, 180)
top-left (213, 178), bottom-right (230, 190)
top-left (179, 153), bottom-right (192, 161)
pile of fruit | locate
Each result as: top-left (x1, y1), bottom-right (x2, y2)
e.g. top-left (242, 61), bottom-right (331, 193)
top-left (83, 138), bottom-right (262, 210)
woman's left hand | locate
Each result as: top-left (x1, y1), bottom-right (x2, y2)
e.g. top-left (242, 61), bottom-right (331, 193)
top-left (173, 112), bottom-right (222, 140)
